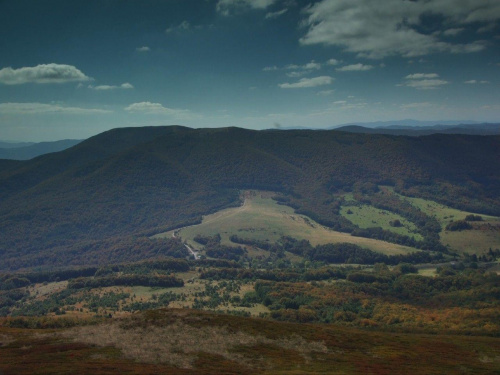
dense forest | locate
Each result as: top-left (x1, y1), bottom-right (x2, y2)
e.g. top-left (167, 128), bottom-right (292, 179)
top-left (0, 126), bottom-right (499, 271)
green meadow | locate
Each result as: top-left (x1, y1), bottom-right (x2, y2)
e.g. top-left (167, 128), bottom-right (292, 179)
top-left (155, 191), bottom-right (419, 256)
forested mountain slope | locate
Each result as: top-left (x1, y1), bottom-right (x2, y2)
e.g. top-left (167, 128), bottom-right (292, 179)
top-left (0, 126), bottom-right (499, 270)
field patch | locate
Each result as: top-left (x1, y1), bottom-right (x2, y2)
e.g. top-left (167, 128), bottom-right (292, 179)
top-left (400, 195), bottom-right (500, 255)
top-left (155, 191), bottom-right (420, 256)
top-left (402, 195), bottom-right (500, 228)
top-left (340, 204), bottom-right (423, 241)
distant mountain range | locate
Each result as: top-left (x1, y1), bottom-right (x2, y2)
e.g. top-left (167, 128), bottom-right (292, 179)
top-left (278, 120), bottom-right (500, 134)
top-left (333, 123), bottom-right (500, 136)
top-left (0, 139), bottom-right (82, 160)
top-left (333, 119), bottom-right (483, 128)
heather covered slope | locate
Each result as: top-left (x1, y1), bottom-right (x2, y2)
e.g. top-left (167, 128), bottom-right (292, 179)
top-left (0, 126), bottom-right (499, 270)
top-left (1, 309), bottom-right (499, 374)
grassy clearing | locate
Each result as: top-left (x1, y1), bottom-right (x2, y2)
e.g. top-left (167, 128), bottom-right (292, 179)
top-left (417, 266), bottom-right (438, 277)
top-left (28, 281), bottom-right (68, 300)
top-left (340, 204), bottom-right (423, 241)
top-left (440, 228), bottom-right (500, 255)
top-left (399, 194), bottom-right (500, 255)
top-left (155, 191), bottom-right (420, 256)
top-left (402, 195), bottom-right (500, 228)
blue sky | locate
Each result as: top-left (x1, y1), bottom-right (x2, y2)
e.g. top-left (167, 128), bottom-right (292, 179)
top-left (1, 0), bottom-right (499, 141)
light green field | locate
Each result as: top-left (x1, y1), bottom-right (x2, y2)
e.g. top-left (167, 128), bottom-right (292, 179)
top-left (155, 191), bottom-right (420, 256)
top-left (402, 195), bottom-right (500, 228)
top-left (340, 205), bottom-right (424, 241)
top-left (400, 195), bottom-right (500, 255)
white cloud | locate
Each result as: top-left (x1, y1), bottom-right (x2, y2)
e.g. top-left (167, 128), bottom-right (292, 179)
top-left (406, 73), bottom-right (439, 79)
top-left (279, 76), bottom-right (333, 89)
top-left (336, 63), bottom-right (373, 72)
top-left (330, 100), bottom-right (367, 110)
top-left (263, 65), bottom-right (278, 71)
top-left (317, 90), bottom-right (335, 96)
top-left (443, 28), bottom-right (464, 36)
top-left (299, 0), bottom-right (494, 58)
top-left (285, 60), bottom-right (321, 70)
top-left (166, 21), bottom-right (191, 34)
top-left (0, 64), bottom-right (91, 85)
top-left (400, 73), bottom-right (448, 89)
top-left (267, 60), bottom-right (323, 76)
top-left (464, 79), bottom-right (490, 84)
top-left (400, 102), bottom-right (431, 109)
top-left (286, 71), bottom-right (309, 78)
top-left (217, 0), bottom-right (277, 16)
top-left (404, 79), bottom-right (449, 90)
top-left (124, 101), bottom-right (195, 119)
top-left (89, 83), bottom-right (134, 90)
top-left (326, 58), bottom-right (341, 66)
top-left (0, 102), bottom-right (111, 114)
top-left (477, 23), bottom-right (497, 33)
top-left (136, 46), bottom-right (150, 52)
top-left (265, 8), bottom-right (288, 19)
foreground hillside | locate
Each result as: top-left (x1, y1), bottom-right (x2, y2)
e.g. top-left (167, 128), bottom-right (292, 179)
top-left (0, 126), bottom-right (499, 270)
top-left (1, 309), bottom-right (499, 374)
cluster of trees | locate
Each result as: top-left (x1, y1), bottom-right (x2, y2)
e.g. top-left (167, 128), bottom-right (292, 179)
top-left (276, 236), bottom-right (443, 265)
top-left (68, 274), bottom-right (184, 289)
top-left (122, 291), bottom-right (184, 312)
top-left (229, 235), bottom-right (272, 251)
top-left (192, 280), bottom-right (243, 309)
top-left (465, 214), bottom-right (483, 221)
top-left (445, 220), bottom-right (473, 231)
top-left (195, 233), bottom-right (247, 261)
top-left (0, 257), bottom-right (190, 291)
top-left (251, 264), bottom-right (500, 333)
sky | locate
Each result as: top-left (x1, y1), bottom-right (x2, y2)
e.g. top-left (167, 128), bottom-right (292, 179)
top-left (0, 0), bottom-right (499, 141)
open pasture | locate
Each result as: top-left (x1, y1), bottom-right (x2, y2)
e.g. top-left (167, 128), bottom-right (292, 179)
top-left (401, 195), bottom-right (500, 255)
top-left (340, 204), bottom-right (423, 241)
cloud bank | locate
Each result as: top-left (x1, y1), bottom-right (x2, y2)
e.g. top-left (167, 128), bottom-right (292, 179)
top-left (401, 73), bottom-right (449, 89)
top-left (337, 63), bottom-right (373, 72)
top-left (299, 0), bottom-right (497, 58)
top-left (279, 76), bottom-right (333, 89)
top-left (124, 102), bottom-right (195, 119)
top-left (217, 0), bottom-right (277, 16)
top-left (90, 83), bottom-right (134, 91)
top-left (0, 64), bottom-right (91, 85)
top-left (0, 102), bottom-right (111, 114)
